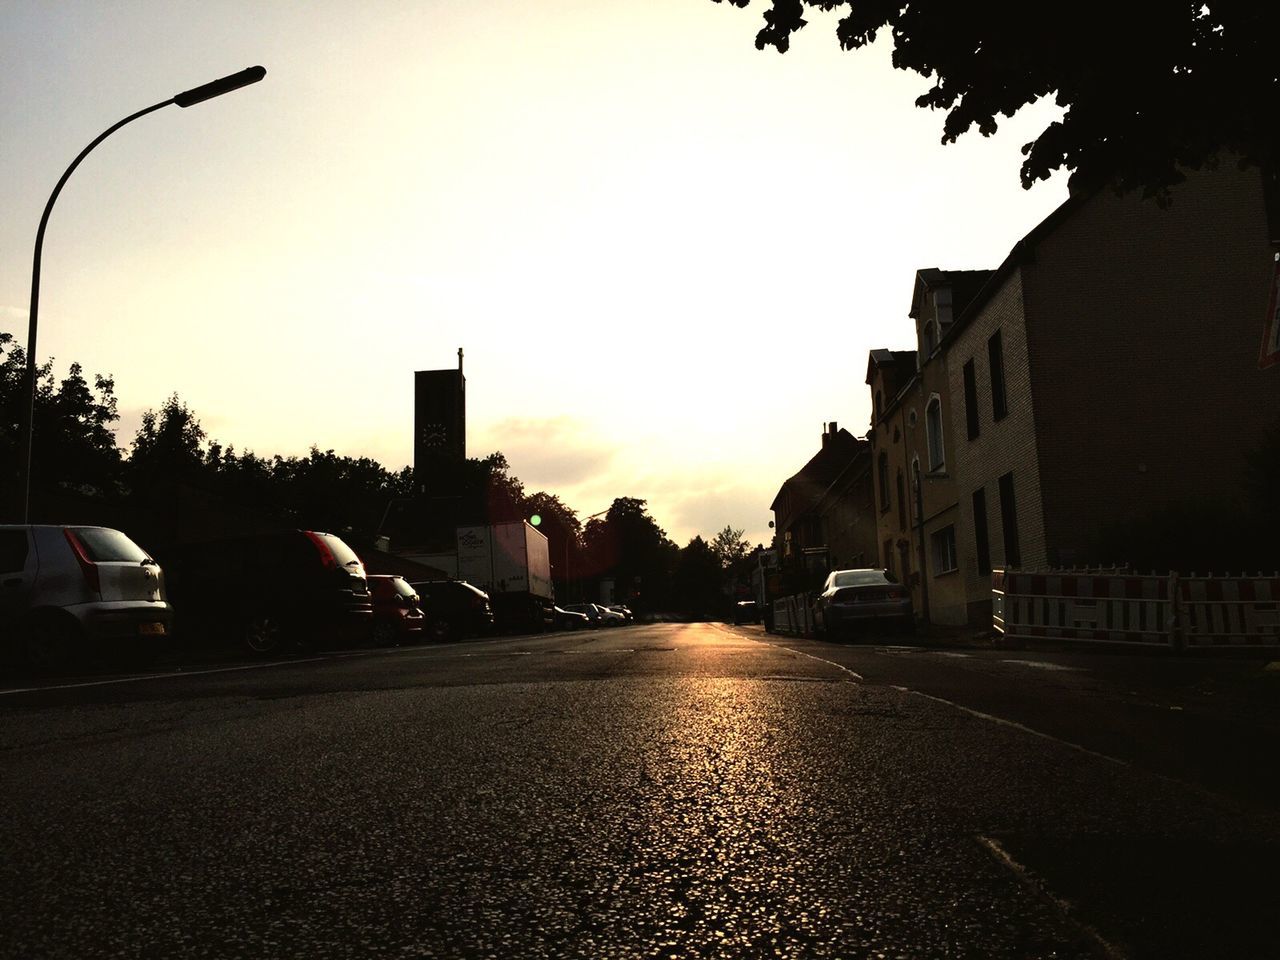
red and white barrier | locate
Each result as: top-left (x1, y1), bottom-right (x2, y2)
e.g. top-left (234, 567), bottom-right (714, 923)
top-left (994, 568), bottom-right (1173, 646)
top-left (995, 569), bottom-right (1280, 649)
top-left (1179, 576), bottom-right (1280, 648)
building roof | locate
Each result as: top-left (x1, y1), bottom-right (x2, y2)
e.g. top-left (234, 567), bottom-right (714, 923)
top-left (909, 268), bottom-right (996, 321)
top-left (769, 428), bottom-right (865, 515)
top-left (865, 349), bottom-right (917, 386)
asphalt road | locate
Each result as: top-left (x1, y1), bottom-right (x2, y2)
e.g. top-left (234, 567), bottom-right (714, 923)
top-left (2, 623), bottom-right (1277, 959)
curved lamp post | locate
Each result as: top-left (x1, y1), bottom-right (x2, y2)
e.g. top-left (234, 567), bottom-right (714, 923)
top-left (14, 66), bottom-right (266, 522)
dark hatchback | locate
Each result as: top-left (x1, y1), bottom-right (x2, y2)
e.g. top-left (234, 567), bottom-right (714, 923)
top-left (408, 579), bottom-right (494, 642)
top-left (159, 530), bottom-right (372, 655)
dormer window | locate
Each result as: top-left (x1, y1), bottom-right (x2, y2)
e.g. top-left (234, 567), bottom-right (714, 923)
top-left (933, 286), bottom-right (953, 329)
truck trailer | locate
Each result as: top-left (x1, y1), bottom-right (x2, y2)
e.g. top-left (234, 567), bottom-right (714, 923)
top-left (455, 521), bottom-right (554, 632)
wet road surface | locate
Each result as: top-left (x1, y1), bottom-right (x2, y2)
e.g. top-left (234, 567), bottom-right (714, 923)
top-left (2, 623), bottom-right (1277, 958)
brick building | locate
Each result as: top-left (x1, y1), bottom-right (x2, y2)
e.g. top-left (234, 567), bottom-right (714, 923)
top-left (868, 162), bottom-right (1280, 626)
top-left (769, 424), bottom-right (875, 585)
top-left (867, 272), bottom-right (993, 626)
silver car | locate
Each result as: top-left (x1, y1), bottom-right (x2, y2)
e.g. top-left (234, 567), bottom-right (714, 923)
top-left (814, 568), bottom-right (914, 639)
top-left (0, 525), bottom-right (174, 670)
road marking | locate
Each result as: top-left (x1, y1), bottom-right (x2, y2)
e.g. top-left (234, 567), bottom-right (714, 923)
top-left (930, 651), bottom-right (974, 658)
top-left (891, 686), bottom-right (1129, 769)
top-left (999, 658), bottom-right (1084, 672)
top-left (0, 657), bottom-right (328, 697)
top-left (458, 651), bottom-right (534, 657)
top-left (976, 835), bottom-right (1129, 960)
top-left (757, 643), bottom-right (864, 681)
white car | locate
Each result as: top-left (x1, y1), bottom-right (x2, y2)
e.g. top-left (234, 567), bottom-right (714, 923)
top-left (0, 525), bottom-right (174, 670)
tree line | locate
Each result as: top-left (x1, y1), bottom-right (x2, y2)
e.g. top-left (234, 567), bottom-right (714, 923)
top-left (0, 333), bottom-right (758, 615)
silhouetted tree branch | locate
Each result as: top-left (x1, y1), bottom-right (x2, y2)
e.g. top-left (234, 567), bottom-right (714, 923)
top-left (712, 1), bottom-right (1280, 200)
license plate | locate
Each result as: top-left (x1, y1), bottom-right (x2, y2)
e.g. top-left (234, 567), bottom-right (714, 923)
top-left (139, 622), bottom-right (167, 636)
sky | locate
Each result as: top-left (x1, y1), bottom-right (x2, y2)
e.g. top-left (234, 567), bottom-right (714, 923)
top-left (0, 1), bottom-right (1069, 548)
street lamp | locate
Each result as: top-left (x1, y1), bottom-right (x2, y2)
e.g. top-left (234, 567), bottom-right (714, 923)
top-left (13, 66), bottom-right (266, 522)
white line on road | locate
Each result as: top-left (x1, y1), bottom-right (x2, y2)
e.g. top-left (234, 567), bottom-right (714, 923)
top-left (752, 642), bottom-right (865, 681)
top-left (0, 657), bottom-right (329, 697)
top-left (892, 686), bottom-right (1130, 769)
top-left (998, 659), bottom-right (1084, 672)
top-left (977, 835), bottom-right (1129, 960)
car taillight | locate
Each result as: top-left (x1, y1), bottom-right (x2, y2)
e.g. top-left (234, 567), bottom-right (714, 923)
top-left (303, 531), bottom-right (337, 570)
top-left (63, 529), bottom-right (101, 597)
top-left (886, 588), bottom-right (906, 599)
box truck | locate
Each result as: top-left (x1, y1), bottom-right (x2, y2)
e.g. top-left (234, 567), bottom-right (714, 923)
top-left (455, 521), bottom-right (554, 632)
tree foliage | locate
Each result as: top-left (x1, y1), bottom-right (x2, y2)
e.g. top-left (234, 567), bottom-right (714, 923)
top-left (674, 535), bottom-right (725, 617)
top-left (713, 1), bottom-right (1280, 200)
top-left (0, 333), bottom-right (122, 499)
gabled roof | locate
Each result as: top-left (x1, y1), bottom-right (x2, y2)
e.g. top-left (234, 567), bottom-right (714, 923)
top-left (909, 268), bottom-right (996, 321)
top-left (770, 429), bottom-right (864, 515)
top-left (865, 349), bottom-right (917, 386)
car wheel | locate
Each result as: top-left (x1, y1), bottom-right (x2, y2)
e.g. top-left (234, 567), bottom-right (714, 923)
top-left (242, 614), bottom-right (285, 656)
top-left (23, 615), bottom-right (82, 674)
top-left (429, 617), bottom-right (454, 643)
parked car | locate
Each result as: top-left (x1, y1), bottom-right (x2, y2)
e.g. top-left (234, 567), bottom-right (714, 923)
top-left (606, 604), bottom-right (634, 623)
top-left (157, 529), bottom-right (371, 656)
top-left (562, 602), bottom-right (611, 627)
top-left (0, 524), bottom-right (174, 671)
top-left (408, 579), bottom-right (495, 642)
top-left (367, 575), bottom-right (426, 645)
top-left (565, 602), bottom-right (625, 627)
top-left (732, 600), bottom-right (759, 624)
top-left (553, 605), bottom-right (591, 630)
top-left (813, 568), bottom-right (913, 639)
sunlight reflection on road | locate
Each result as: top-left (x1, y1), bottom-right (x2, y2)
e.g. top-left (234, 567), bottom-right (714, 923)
top-left (631, 675), bottom-right (848, 956)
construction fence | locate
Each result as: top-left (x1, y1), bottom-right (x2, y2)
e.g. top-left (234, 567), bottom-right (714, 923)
top-left (993, 568), bottom-right (1280, 649)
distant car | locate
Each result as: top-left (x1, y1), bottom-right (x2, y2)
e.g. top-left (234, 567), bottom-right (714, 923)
top-left (562, 602), bottom-right (619, 627)
top-left (606, 604), bottom-right (634, 623)
top-left (813, 568), bottom-right (913, 639)
top-left (732, 600), bottom-right (759, 624)
top-left (0, 524), bottom-right (174, 671)
top-left (367, 575), bottom-right (426, 645)
top-left (596, 604), bottom-right (626, 626)
top-left (409, 580), bottom-right (495, 642)
top-left (158, 529), bottom-right (372, 656)
top-left (553, 605), bottom-right (591, 630)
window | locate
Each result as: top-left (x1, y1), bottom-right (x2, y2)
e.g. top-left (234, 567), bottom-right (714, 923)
top-left (874, 390), bottom-right (884, 421)
top-left (896, 469), bottom-right (907, 531)
top-left (988, 329), bottom-right (1008, 421)
top-left (925, 396), bottom-right (945, 472)
top-left (933, 286), bottom-right (953, 328)
top-left (878, 452), bottom-right (890, 513)
top-left (0, 530), bottom-right (28, 575)
top-left (998, 472), bottom-right (1021, 567)
top-left (972, 488), bottom-right (991, 575)
top-left (71, 528), bottom-right (148, 563)
top-left (931, 525), bottom-right (958, 575)
top-left (963, 359), bottom-right (980, 440)
top-left (922, 320), bottom-right (937, 356)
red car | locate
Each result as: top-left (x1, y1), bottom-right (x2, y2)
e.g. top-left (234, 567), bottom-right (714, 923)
top-left (367, 575), bottom-right (426, 645)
